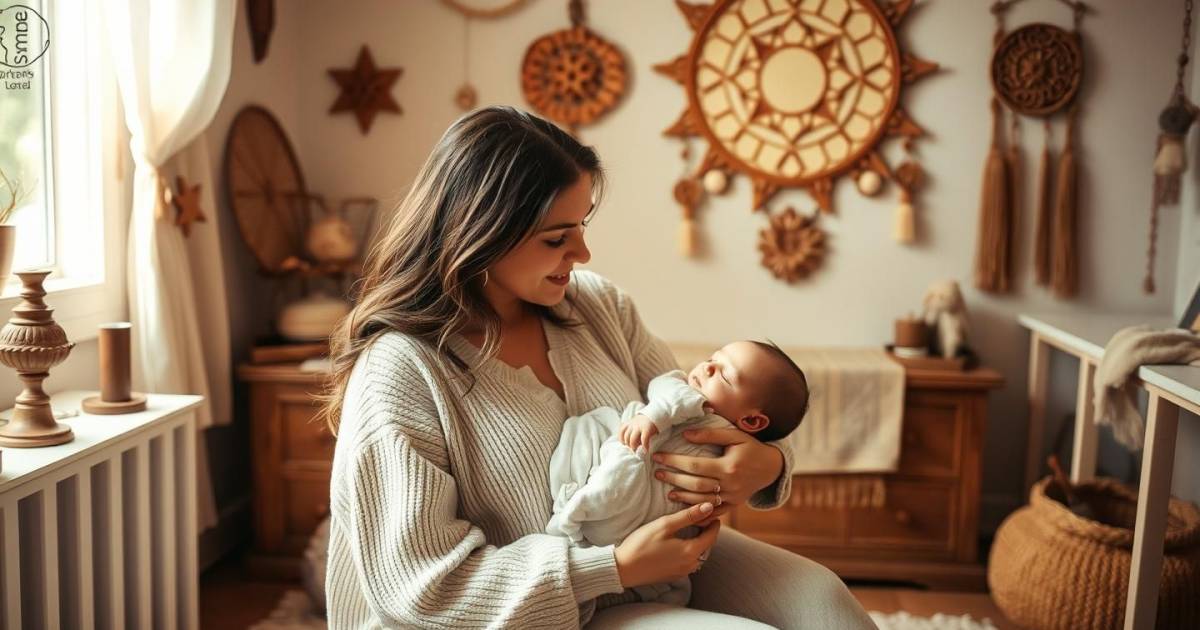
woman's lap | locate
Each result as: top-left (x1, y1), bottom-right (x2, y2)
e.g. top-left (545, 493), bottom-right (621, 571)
top-left (587, 602), bottom-right (776, 629)
top-left (588, 529), bottom-right (876, 629)
top-left (688, 528), bottom-right (875, 630)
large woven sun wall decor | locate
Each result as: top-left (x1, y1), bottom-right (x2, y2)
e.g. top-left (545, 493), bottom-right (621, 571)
top-left (655, 0), bottom-right (936, 283)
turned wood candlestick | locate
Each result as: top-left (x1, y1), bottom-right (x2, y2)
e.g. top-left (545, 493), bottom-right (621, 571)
top-left (82, 322), bottom-right (146, 415)
top-left (0, 270), bottom-right (75, 448)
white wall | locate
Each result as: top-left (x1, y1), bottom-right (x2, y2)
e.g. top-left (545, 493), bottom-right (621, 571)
top-left (207, 0), bottom-right (1198, 527)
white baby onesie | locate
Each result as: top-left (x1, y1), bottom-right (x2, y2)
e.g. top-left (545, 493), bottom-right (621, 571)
top-left (545, 370), bottom-right (728, 605)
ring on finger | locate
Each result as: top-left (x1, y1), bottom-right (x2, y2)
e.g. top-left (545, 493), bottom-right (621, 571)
top-left (714, 493), bottom-right (723, 506)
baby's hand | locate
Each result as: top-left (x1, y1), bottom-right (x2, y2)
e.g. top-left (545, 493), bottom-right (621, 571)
top-left (618, 414), bottom-right (659, 453)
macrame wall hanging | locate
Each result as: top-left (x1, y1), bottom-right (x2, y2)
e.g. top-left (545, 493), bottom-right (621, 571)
top-left (974, 0), bottom-right (1088, 298)
top-left (440, 0), bottom-right (528, 110)
top-left (1145, 0), bottom-right (1196, 294)
top-left (521, 0), bottom-right (628, 132)
top-left (654, 0), bottom-right (937, 283)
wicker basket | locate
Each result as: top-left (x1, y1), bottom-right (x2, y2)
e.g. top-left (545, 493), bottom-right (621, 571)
top-left (989, 477), bottom-right (1200, 629)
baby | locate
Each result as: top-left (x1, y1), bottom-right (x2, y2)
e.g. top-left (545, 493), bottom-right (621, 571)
top-left (545, 340), bottom-right (809, 604)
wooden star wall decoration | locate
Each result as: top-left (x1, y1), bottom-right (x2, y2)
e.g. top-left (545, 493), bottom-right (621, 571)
top-left (170, 176), bottom-right (206, 237)
top-left (328, 46), bottom-right (403, 134)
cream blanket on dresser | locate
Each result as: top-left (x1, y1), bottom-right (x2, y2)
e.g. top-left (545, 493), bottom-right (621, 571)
top-left (671, 345), bottom-right (906, 507)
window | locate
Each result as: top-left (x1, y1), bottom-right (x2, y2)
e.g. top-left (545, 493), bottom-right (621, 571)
top-left (1, 0), bottom-right (54, 272)
top-left (0, 0), bottom-right (123, 340)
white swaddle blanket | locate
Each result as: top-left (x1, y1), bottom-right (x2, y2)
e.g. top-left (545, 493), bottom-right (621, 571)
top-left (545, 370), bottom-right (724, 605)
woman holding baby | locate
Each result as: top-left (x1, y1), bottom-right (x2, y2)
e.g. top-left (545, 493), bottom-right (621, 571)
top-left (321, 106), bottom-right (875, 629)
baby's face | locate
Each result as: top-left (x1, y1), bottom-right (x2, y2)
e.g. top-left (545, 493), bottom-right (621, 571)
top-left (686, 341), bottom-right (772, 426)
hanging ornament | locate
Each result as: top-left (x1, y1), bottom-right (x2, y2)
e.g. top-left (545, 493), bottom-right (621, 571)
top-left (892, 148), bottom-right (925, 245)
top-left (456, 16), bottom-right (479, 110)
top-left (758, 207), bottom-right (827, 283)
top-left (1146, 0), bottom-right (1197, 294)
top-left (654, 0), bottom-right (937, 215)
top-left (975, 0), bottom-right (1087, 296)
top-left (441, 0), bottom-right (527, 110)
top-left (857, 170), bottom-right (883, 196)
top-left (521, 0), bottom-right (628, 131)
top-left (702, 169), bottom-right (729, 195)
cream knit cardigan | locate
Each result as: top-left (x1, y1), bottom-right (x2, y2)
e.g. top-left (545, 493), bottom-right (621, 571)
top-left (325, 271), bottom-right (795, 629)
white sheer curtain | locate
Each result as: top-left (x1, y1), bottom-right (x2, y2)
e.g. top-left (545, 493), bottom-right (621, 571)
top-left (104, 0), bottom-right (237, 531)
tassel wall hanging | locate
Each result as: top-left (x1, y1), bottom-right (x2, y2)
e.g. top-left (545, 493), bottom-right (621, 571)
top-left (1145, 0), bottom-right (1198, 293)
top-left (976, 0), bottom-right (1088, 297)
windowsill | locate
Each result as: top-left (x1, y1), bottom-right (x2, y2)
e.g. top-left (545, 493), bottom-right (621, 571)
top-left (0, 275), bottom-right (121, 342)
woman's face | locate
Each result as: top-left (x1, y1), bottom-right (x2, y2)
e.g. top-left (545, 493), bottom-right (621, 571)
top-left (486, 172), bottom-right (594, 310)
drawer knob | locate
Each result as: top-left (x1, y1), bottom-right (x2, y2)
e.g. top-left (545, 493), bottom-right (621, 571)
top-left (894, 509), bottom-right (912, 526)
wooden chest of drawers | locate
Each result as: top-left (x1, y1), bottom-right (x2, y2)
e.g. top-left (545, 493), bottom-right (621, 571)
top-left (730, 366), bottom-right (1003, 590)
top-left (238, 363), bottom-right (332, 578)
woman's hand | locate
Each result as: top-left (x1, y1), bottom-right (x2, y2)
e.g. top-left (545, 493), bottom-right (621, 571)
top-left (653, 427), bottom-right (784, 509)
top-left (613, 502), bottom-right (721, 588)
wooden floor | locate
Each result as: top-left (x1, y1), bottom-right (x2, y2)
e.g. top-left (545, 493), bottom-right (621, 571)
top-left (201, 559), bottom-right (1021, 629)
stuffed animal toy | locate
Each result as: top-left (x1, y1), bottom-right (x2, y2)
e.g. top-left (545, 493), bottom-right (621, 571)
top-left (922, 279), bottom-right (969, 359)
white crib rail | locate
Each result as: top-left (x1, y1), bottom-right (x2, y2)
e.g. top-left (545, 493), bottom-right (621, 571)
top-left (0, 392), bottom-right (201, 630)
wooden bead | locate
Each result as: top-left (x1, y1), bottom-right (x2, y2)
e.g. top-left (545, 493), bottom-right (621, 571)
top-left (857, 170), bottom-right (882, 196)
top-left (702, 169), bottom-right (728, 194)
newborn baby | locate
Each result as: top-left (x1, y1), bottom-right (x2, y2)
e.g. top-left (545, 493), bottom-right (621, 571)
top-left (545, 340), bottom-right (809, 604)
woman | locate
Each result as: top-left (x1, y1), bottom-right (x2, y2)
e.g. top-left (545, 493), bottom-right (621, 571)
top-left (321, 106), bottom-right (875, 629)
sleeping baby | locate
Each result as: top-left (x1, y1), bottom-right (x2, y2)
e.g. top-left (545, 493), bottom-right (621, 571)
top-left (545, 340), bottom-right (809, 604)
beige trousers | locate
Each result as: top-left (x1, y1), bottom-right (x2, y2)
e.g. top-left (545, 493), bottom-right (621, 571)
top-left (587, 528), bottom-right (877, 630)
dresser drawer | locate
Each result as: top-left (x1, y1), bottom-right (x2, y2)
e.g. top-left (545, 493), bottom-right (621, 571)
top-left (732, 495), bottom-right (845, 548)
top-left (847, 479), bottom-right (955, 552)
top-left (897, 394), bottom-right (961, 477)
top-left (277, 391), bottom-right (334, 463)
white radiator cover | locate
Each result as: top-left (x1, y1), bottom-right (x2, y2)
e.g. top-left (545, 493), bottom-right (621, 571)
top-left (0, 392), bottom-right (202, 630)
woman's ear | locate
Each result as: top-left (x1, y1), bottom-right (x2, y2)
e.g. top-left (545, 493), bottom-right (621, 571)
top-left (736, 413), bottom-right (769, 434)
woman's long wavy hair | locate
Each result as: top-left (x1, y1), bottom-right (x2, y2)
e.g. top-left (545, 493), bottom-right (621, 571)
top-left (319, 106), bottom-right (604, 433)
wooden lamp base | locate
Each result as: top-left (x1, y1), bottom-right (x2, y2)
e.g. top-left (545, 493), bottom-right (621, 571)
top-left (0, 405), bottom-right (74, 448)
top-left (81, 393), bottom-right (147, 415)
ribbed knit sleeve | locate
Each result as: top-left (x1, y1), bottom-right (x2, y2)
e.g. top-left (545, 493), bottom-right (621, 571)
top-left (326, 338), bottom-right (624, 628)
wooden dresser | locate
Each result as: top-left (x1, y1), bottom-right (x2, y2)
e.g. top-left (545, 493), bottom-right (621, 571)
top-left (237, 362), bottom-right (331, 578)
top-left (729, 365), bottom-right (1003, 590)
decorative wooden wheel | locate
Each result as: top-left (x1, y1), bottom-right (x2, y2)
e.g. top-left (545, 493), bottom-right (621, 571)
top-left (991, 23), bottom-right (1083, 117)
top-left (223, 105), bottom-right (307, 274)
top-left (656, 0), bottom-right (935, 212)
top-left (758, 206), bottom-right (826, 282)
top-left (522, 19), bottom-right (627, 129)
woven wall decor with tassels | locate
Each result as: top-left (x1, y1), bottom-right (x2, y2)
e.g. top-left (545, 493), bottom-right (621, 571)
top-left (654, 0), bottom-right (938, 283)
top-left (975, 0), bottom-right (1088, 299)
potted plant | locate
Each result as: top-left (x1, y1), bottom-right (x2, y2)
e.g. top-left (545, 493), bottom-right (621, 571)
top-left (0, 168), bottom-right (27, 290)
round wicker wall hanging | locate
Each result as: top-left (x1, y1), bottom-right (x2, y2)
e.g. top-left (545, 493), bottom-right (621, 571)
top-left (991, 23), bottom-right (1083, 117)
top-left (521, 0), bottom-right (627, 130)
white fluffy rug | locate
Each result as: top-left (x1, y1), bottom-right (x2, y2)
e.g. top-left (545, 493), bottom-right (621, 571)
top-left (869, 610), bottom-right (999, 630)
top-left (249, 590), bottom-right (326, 630)
top-left (249, 590), bottom-right (999, 630)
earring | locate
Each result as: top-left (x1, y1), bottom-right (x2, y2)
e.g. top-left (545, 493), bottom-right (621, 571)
top-left (481, 270), bottom-right (489, 287)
